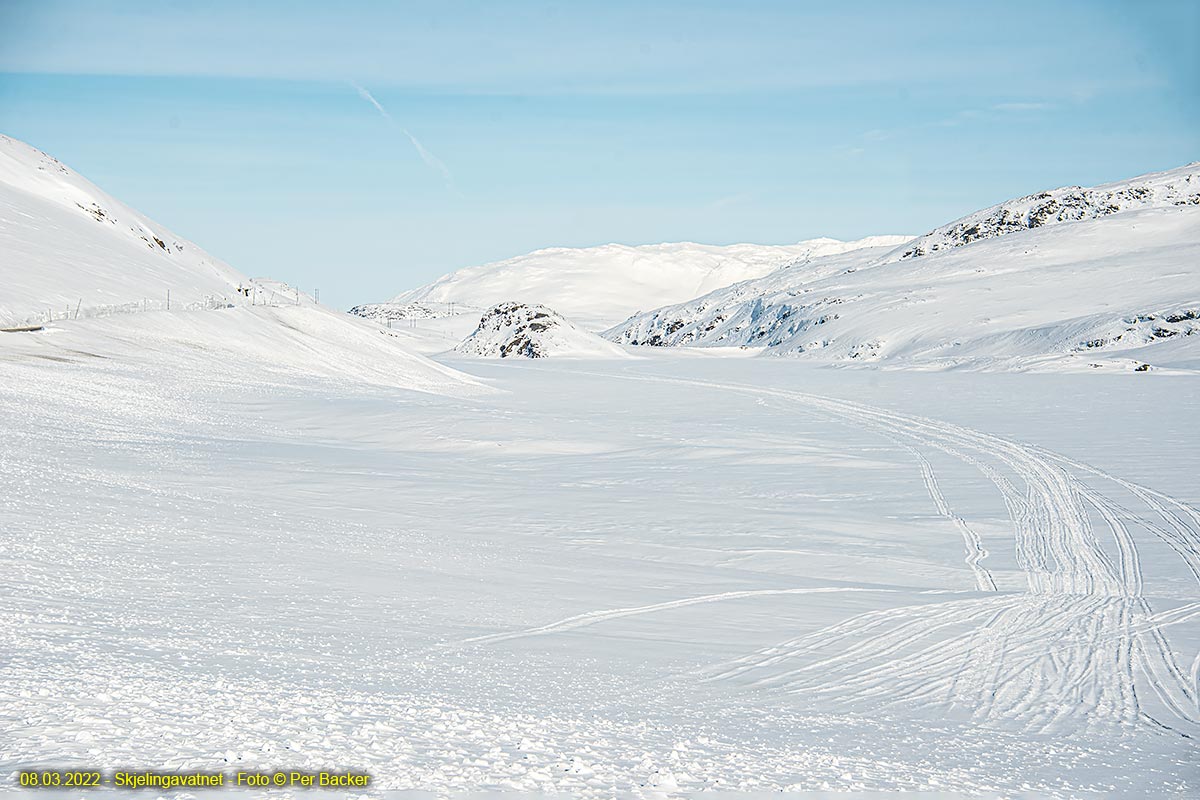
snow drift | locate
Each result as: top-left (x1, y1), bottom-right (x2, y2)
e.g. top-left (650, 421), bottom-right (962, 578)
top-left (388, 237), bottom-right (913, 329)
top-left (456, 301), bottom-right (629, 359)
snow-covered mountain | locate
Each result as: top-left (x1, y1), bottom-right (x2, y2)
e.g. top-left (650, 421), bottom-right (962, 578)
top-left (387, 237), bottom-right (913, 329)
top-left (456, 301), bottom-right (629, 358)
top-left (0, 134), bottom-right (481, 394)
top-left (608, 165), bottom-right (1200, 372)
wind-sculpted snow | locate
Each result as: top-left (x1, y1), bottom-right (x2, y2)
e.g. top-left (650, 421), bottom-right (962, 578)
top-left (389, 236), bottom-right (913, 328)
top-left (608, 191), bottom-right (1200, 371)
top-left (892, 163), bottom-right (1199, 260)
top-left (456, 301), bottom-right (629, 359)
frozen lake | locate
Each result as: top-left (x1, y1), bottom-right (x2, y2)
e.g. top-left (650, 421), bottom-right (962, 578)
top-left (2, 343), bottom-right (1197, 796)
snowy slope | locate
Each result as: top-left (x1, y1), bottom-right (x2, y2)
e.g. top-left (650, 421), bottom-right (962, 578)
top-left (609, 167), bottom-right (1200, 372)
top-left (388, 236), bottom-right (913, 329)
top-left (0, 134), bottom-right (482, 395)
top-left (456, 301), bottom-right (630, 359)
top-left (890, 163), bottom-right (1199, 261)
top-left (0, 134), bottom-right (247, 326)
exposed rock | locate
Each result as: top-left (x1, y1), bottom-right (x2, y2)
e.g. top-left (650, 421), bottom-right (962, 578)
top-left (457, 302), bottom-right (628, 359)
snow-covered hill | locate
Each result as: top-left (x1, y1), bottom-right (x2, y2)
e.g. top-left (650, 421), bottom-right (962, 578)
top-left (891, 163), bottom-right (1199, 260)
top-left (609, 166), bottom-right (1200, 372)
top-left (388, 236), bottom-right (913, 329)
top-left (0, 134), bottom-right (482, 394)
top-left (0, 134), bottom-right (248, 327)
top-left (456, 301), bottom-right (629, 358)
top-left (348, 300), bottom-right (480, 324)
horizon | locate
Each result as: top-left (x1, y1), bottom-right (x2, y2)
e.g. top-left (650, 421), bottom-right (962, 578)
top-left (1, 0), bottom-right (1197, 309)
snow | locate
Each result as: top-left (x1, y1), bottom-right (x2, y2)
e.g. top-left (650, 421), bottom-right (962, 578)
top-left (0, 134), bottom-right (481, 396)
top-left (348, 300), bottom-right (480, 323)
top-left (3, 351), bottom-right (1198, 796)
top-left (889, 162), bottom-right (1199, 261)
top-left (609, 168), bottom-right (1200, 372)
top-left (388, 236), bottom-right (913, 329)
top-left (0, 134), bottom-right (245, 327)
top-left (456, 302), bottom-right (631, 359)
top-left (2, 137), bottom-right (1199, 797)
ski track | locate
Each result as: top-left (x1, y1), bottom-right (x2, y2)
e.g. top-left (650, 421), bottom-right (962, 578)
top-left (475, 367), bottom-right (1200, 740)
top-left (907, 444), bottom-right (998, 592)
top-left (452, 587), bottom-right (887, 647)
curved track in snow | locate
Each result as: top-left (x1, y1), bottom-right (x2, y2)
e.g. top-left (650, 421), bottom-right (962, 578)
top-left (648, 373), bottom-right (1200, 737)
top-left (470, 366), bottom-right (1200, 739)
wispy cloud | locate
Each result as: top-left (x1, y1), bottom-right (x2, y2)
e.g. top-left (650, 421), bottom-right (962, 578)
top-left (993, 101), bottom-right (1054, 112)
top-left (350, 81), bottom-right (454, 190)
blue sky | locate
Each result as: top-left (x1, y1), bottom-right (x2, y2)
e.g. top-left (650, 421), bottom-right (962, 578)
top-left (1, 1), bottom-right (1196, 309)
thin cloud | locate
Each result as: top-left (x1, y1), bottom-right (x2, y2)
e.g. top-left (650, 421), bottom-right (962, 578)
top-left (993, 102), bottom-right (1054, 112)
top-left (350, 81), bottom-right (455, 189)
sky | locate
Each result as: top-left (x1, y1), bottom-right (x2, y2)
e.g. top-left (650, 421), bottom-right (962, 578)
top-left (0, 0), bottom-right (1197, 309)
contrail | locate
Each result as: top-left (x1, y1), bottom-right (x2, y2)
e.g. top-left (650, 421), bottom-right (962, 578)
top-left (350, 81), bottom-right (454, 189)
top-left (352, 82), bottom-right (391, 120)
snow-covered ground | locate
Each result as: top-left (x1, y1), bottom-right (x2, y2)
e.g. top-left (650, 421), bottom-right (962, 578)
top-left (2, 136), bottom-right (1199, 797)
top-left (2, 345), bottom-right (1198, 796)
top-left (389, 237), bottom-right (912, 329)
